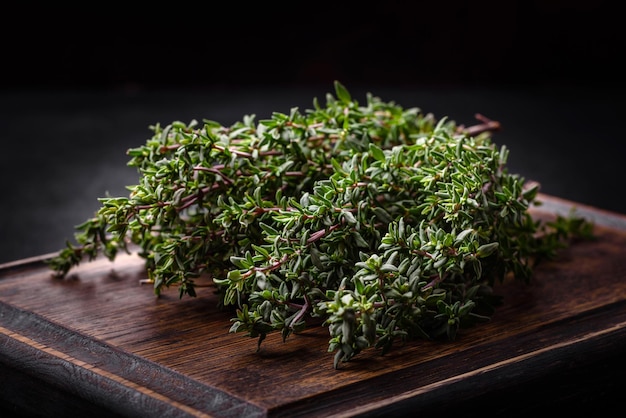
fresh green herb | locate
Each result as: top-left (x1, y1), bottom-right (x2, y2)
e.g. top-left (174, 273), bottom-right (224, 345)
top-left (47, 81), bottom-right (593, 368)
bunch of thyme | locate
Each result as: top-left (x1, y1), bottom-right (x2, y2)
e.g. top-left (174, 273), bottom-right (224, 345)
top-left (47, 81), bottom-right (592, 368)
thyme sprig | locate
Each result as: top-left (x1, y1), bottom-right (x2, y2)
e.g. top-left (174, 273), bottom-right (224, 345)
top-left (47, 82), bottom-right (593, 368)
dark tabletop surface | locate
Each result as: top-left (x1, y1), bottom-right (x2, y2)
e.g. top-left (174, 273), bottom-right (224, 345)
top-left (1, 84), bottom-right (625, 264)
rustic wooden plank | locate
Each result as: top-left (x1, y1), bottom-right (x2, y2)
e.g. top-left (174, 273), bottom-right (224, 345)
top-left (1, 193), bottom-right (626, 417)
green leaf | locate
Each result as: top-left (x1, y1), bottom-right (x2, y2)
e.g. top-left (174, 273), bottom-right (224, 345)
top-left (334, 80), bottom-right (351, 104)
top-left (477, 242), bottom-right (499, 257)
top-left (369, 143), bottom-right (386, 162)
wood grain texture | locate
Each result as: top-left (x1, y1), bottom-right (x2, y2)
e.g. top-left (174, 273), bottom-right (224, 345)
top-left (1, 194), bottom-right (625, 417)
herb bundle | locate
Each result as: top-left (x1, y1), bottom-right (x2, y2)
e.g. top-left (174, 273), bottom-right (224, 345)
top-left (48, 82), bottom-right (592, 368)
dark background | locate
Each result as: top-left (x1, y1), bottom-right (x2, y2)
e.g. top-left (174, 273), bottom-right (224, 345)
top-left (3, 1), bottom-right (624, 90)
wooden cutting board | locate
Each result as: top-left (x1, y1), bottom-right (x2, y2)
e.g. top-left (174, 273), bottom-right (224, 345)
top-left (1, 194), bottom-right (626, 417)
